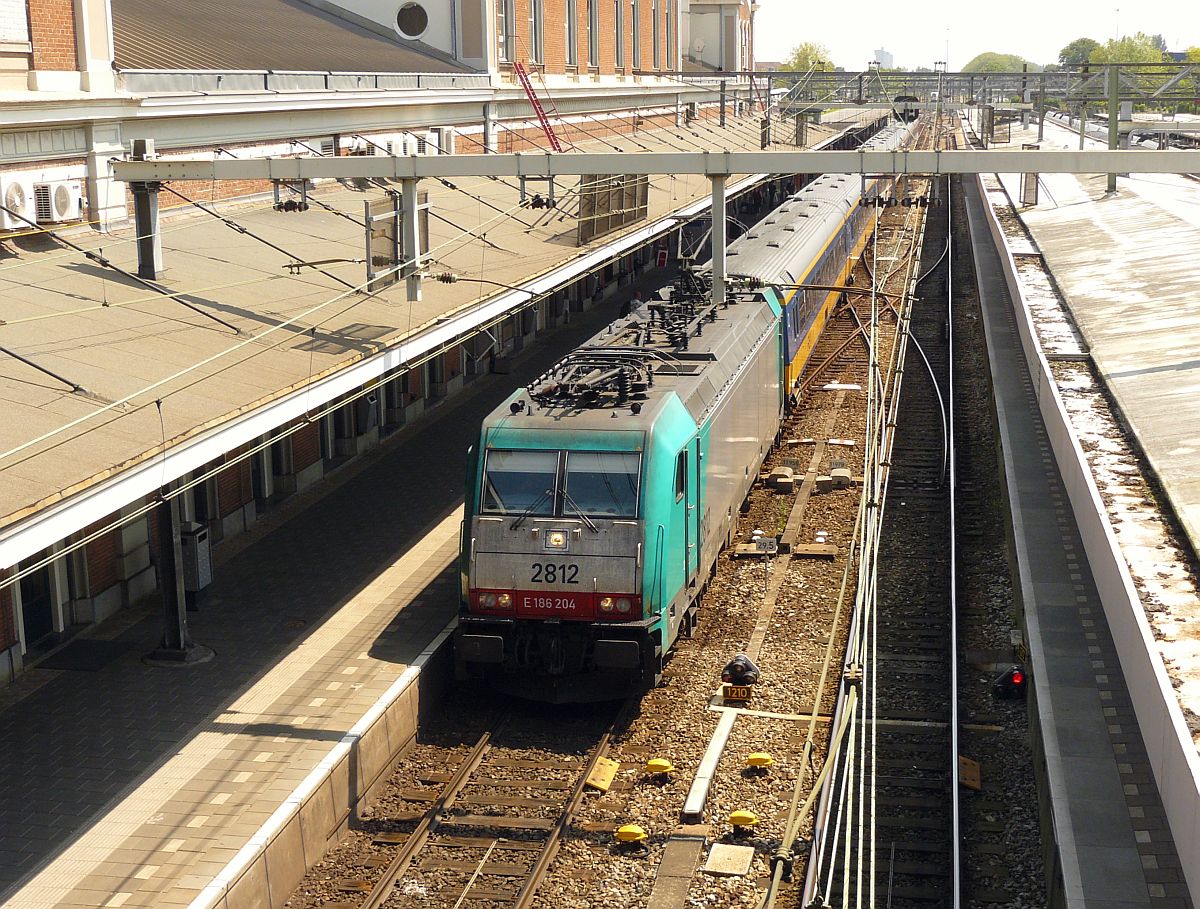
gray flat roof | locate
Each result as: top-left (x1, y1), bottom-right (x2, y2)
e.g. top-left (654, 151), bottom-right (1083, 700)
top-left (111, 0), bottom-right (466, 73)
top-left (0, 112), bottom-right (874, 537)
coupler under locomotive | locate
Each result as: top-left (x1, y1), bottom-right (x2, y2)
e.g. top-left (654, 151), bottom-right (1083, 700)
top-left (454, 614), bottom-right (661, 703)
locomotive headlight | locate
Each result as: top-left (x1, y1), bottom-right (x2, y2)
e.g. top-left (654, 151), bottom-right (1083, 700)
top-left (545, 530), bottom-right (568, 550)
top-left (481, 592), bottom-right (497, 608)
top-left (616, 597), bottom-right (632, 614)
top-left (598, 596), bottom-right (615, 613)
top-left (496, 592), bottom-right (513, 609)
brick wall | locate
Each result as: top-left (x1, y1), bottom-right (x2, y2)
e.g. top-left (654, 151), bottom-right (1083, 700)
top-left (85, 518), bottom-right (120, 595)
top-left (292, 421), bottom-right (321, 471)
top-left (497, 107), bottom-right (691, 152)
top-left (0, 572), bottom-right (15, 652)
top-left (217, 449), bottom-right (253, 518)
top-left (154, 178), bottom-right (278, 211)
top-left (506, 0), bottom-right (668, 74)
top-left (27, 0), bottom-right (77, 71)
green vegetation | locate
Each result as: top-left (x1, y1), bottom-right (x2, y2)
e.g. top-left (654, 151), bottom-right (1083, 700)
top-left (1089, 32), bottom-right (1169, 64)
top-left (1058, 38), bottom-right (1100, 66)
top-left (782, 41), bottom-right (834, 72)
top-left (962, 52), bottom-right (1040, 73)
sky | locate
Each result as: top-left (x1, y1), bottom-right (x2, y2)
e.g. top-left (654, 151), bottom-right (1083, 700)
top-left (752, 0), bottom-right (1200, 70)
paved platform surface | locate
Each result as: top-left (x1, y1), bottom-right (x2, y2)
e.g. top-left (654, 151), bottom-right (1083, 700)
top-left (994, 121), bottom-right (1200, 559)
top-left (966, 177), bottom-right (1193, 907)
top-left (0, 290), bottom-right (627, 908)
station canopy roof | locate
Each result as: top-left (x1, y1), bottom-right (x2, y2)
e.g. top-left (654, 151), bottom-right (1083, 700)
top-left (0, 109), bottom-right (879, 557)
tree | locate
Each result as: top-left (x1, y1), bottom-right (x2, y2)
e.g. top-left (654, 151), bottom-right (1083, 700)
top-left (1089, 32), bottom-right (1167, 64)
top-left (1150, 33), bottom-right (1168, 52)
top-left (782, 42), bottom-right (833, 73)
top-left (962, 52), bottom-right (1039, 73)
top-left (1058, 38), bottom-right (1100, 66)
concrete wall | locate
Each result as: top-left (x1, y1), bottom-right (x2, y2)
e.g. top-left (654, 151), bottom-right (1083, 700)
top-left (192, 627), bottom-right (453, 909)
top-left (974, 173), bottom-right (1200, 900)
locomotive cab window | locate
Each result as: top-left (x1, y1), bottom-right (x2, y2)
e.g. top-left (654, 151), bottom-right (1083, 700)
top-left (564, 451), bottom-right (640, 518)
top-left (482, 450), bottom-right (558, 515)
top-left (675, 450), bottom-right (688, 501)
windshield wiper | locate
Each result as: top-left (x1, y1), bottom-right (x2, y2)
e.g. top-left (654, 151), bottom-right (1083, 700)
top-left (561, 490), bottom-right (600, 533)
top-left (510, 486), bottom-right (553, 531)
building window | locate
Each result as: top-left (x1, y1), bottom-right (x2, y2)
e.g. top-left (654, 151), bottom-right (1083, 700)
top-left (666, 0), bottom-right (674, 69)
top-left (652, 0), bottom-right (661, 68)
top-left (529, 0), bottom-right (544, 63)
top-left (566, 0), bottom-right (578, 65)
top-left (614, 0), bottom-right (624, 68)
top-left (632, 0), bottom-right (641, 68)
top-left (497, 0), bottom-right (515, 63)
top-left (587, 0), bottom-right (599, 67)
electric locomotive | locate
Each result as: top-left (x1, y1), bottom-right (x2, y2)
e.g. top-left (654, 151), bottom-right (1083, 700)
top-left (455, 122), bottom-right (915, 702)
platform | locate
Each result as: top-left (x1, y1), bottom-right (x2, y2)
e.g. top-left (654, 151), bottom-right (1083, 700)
top-left (965, 175), bottom-right (1194, 907)
top-left (0, 294), bottom-right (626, 909)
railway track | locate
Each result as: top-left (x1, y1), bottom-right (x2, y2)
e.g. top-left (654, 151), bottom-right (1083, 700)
top-left (287, 113), bottom-right (1026, 909)
top-left (865, 171), bottom-right (955, 906)
top-left (800, 116), bottom-right (963, 907)
top-left (312, 699), bottom-right (625, 909)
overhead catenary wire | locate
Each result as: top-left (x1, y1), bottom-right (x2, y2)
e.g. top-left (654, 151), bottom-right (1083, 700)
top-left (0, 101), bottom-right (805, 554)
top-left (159, 184), bottom-right (359, 291)
top-left (0, 199), bottom-right (241, 334)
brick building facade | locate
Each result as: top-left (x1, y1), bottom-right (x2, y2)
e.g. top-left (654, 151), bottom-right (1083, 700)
top-left (26, 0), bottom-right (75, 71)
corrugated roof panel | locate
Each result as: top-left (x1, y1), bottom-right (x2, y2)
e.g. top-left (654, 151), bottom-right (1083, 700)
top-left (111, 0), bottom-right (468, 73)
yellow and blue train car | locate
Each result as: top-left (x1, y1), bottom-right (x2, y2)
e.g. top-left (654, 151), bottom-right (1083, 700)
top-left (455, 123), bottom-right (914, 702)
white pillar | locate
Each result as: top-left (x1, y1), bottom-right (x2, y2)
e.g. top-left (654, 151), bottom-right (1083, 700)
top-left (401, 179), bottom-right (423, 303)
top-left (74, 0), bottom-right (116, 93)
top-left (710, 175), bottom-right (727, 306)
top-left (86, 123), bottom-right (128, 229)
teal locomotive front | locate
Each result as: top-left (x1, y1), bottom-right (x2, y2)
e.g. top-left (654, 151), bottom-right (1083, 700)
top-left (456, 397), bottom-right (705, 701)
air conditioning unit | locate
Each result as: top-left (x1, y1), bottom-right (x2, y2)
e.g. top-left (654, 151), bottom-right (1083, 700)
top-left (0, 174), bottom-right (36, 231)
top-left (34, 180), bottom-right (84, 223)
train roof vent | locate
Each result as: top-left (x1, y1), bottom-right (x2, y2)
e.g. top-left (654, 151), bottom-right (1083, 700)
top-left (655, 362), bottom-right (704, 375)
top-left (746, 232), bottom-right (759, 239)
top-left (767, 241), bottom-right (782, 248)
top-left (764, 218), bottom-right (777, 224)
top-left (783, 225), bottom-right (797, 231)
top-left (809, 202), bottom-right (820, 208)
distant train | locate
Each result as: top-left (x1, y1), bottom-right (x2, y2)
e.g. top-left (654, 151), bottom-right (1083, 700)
top-left (454, 122), bottom-right (916, 702)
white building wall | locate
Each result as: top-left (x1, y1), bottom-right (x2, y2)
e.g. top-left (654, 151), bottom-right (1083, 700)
top-left (311, 0), bottom-right (457, 58)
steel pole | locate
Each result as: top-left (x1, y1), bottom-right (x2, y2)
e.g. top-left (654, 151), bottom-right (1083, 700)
top-left (710, 175), bottom-right (727, 307)
top-left (1107, 65), bottom-right (1120, 192)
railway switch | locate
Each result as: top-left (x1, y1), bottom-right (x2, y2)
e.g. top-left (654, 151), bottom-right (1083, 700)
top-left (993, 665), bottom-right (1028, 699)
